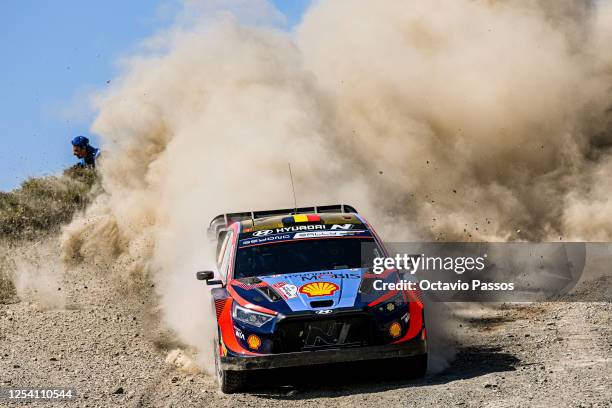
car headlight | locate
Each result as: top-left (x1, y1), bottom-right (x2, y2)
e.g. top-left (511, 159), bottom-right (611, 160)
top-left (377, 292), bottom-right (406, 314)
top-left (232, 303), bottom-right (275, 327)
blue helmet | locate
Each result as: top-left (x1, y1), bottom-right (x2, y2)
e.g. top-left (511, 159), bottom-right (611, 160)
top-left (71, 135), bottom-right (89, 148)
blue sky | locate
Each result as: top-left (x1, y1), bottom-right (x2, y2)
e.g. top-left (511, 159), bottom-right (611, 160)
top-left (0, 0), bottom-right (311, 191)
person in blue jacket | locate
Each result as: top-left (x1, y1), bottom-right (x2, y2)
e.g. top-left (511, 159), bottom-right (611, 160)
top-left (71, 136), bottom-right (100, 168)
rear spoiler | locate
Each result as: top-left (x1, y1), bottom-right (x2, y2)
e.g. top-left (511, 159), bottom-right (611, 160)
top-left (208, 204), bottom-right (358, 240)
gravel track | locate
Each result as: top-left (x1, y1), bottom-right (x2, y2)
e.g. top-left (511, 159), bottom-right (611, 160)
top-left (1, 249), bottom-right (610, 408)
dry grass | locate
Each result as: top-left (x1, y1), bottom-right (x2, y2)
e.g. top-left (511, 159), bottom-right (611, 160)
top-left (0, 167), bottom-right (98, 301)
top-left (0, 247), bottom-right (16, 303)
top-left (0, 167), bottom-right (97, 240)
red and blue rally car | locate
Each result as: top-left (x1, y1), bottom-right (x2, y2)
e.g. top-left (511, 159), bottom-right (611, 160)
top-left (197, 204), bottom-right (427, 393)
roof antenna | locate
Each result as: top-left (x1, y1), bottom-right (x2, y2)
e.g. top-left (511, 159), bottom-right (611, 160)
top-left (288, 163), bottom-right (298, 213)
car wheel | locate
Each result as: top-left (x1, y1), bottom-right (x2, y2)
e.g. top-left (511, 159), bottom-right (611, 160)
top-left (218, 368), bottom-right (246, 394)
top-left (213, 334), bottom-right (246, 393)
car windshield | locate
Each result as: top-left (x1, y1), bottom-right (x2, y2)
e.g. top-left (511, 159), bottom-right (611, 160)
top-left (234, 238), bottom-right (382, 278)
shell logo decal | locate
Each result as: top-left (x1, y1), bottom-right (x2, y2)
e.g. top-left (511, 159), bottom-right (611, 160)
top-left (247, 334), bottom-right (261, 350)
top-left (299, 282), bottom-right (339, 297)
top-left (389, 322), bottom-right (402, 338)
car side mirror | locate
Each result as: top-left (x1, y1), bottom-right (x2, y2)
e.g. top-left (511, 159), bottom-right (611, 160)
top-left (206, 279), bottom-right (223, 286)
top-left (196, 271), bottom-right (223, 286)
top-left (196, 271), bottom-right (214, 281)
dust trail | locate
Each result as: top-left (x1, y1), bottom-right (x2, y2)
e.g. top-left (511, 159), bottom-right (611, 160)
top-left (61, 10), bottom-right (346, 371)
top-left (5, 240), bottom-right (66, 310)
top-left (299, 0), bottom-right (612, 241)
top-left (60, 0), bottom-right (612, 372)
top-left (165, 348), bottom-right (202, 374)
top-left (423, 300), bottom-right (460, 373)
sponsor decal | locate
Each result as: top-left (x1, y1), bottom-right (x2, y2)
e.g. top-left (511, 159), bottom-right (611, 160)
top-left (275, 224), bottom-right (355, 233)
top-left (247, 223), bottom-right (362, 235)
top-left (330, 224), bottom-right (353, 230)
top-left (272, 282), bottom-right (298, 300)
top-left (240, 234), bottom-right (292, 247)
top-left (389, 322), bottom-right (402, 338)
top-left (239, 224), bottom-right (372, 247)
top-left (289, 272), bottom-right (361, 281)
top-left (294, 230), bottom-right (362, 239)
top-left (315, 309), bottom-right (333, 315)
top-left (275, 224), bottom-right (326, 233)
top-left (299, 282), bottom-right (339, 297)
top-left (303, 321), bottom-right (357, 348)
top-left (247, 334), bottom-right (261, 350)
top-left (234, 326), bottom-right (245, 340)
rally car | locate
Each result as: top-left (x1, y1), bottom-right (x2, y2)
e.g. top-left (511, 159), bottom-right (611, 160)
top-left (196, 204), bottom-right (427, 393)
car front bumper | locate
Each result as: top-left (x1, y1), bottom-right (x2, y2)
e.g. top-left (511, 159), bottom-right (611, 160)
top-left (220, 336), bottom-right (427, 371)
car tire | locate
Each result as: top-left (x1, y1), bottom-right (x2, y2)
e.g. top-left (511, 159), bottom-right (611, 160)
top-left (218, 368), bottom-right (246, 394)
top-left (213, 333), bottom-right (246, 393)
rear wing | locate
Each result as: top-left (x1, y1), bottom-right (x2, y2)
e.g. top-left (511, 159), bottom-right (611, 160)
top-left (208, 204), bottom-right (358, 240)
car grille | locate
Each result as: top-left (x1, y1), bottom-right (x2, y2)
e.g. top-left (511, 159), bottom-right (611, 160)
top-left (272, 314), bottom-right (375, 353)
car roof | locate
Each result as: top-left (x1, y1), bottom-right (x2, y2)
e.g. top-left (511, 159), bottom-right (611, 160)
top-left (237, 212), bottom-right (364, 232)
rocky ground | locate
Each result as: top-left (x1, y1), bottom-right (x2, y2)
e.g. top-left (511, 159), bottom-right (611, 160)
top-left (0, 245), bottom-right (610, 408)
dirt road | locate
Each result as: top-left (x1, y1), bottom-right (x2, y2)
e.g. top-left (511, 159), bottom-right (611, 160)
top-left (1, 248), bottom-right (610, 408)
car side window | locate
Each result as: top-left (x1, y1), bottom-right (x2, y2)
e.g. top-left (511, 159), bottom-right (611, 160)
top-left (219, 230), bottom-right (234, 282)
top-left (217, 231), bottom-right (230, 269)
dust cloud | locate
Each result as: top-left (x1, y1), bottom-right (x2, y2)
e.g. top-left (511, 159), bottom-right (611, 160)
top-left (59, 0), bottom-right (612, 372)
top-left (7, 240), bottom-right (66, 310)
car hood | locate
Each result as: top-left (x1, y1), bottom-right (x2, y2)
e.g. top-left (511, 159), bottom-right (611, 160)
top-left (232, 268), bottom-right (368, 312)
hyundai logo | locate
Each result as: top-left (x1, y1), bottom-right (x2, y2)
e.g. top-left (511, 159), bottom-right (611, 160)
top-left (315, 309), bottom-right (333, 315)
top-left (253, 229), bottom-right (273, 236)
